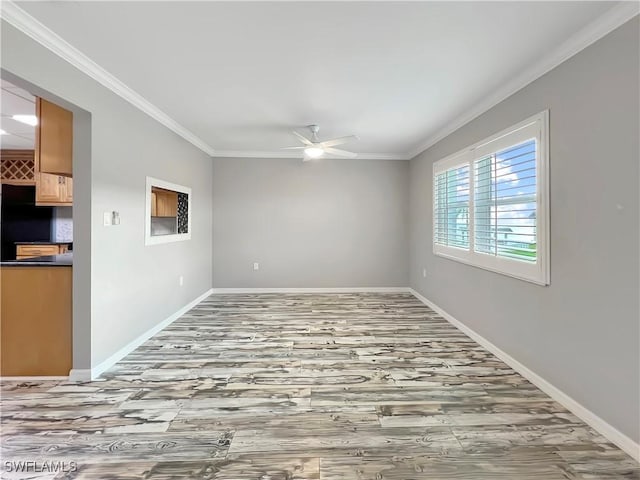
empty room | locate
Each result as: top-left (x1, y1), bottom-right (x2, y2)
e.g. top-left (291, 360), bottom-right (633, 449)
top-left (0, 1), bottom-right (638, 478)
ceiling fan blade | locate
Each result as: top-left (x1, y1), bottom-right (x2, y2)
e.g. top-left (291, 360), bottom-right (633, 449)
top-left (324, 147), bottom-right (358, 158)
top-left (282, 146), bottom-right (306, 150)
top-left (293, 131), bottom-right (313, 146)
top-left (320, 135), bottom-right (359, 148)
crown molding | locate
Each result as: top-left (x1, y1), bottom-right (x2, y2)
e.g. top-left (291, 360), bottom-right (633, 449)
top-left (0, 1), bottom-right (216, 156)
top-left (406, 2), bottom-right (640, 159)
top-left (0, 1), bottom-right (403, 162)
top-left (211, 150), bottom-right (410, 160)
top-left (3, 1), bottom-right (636, 161)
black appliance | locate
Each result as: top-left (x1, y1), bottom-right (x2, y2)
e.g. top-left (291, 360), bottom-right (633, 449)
top-left (1, 185), bottom-right (53, 261)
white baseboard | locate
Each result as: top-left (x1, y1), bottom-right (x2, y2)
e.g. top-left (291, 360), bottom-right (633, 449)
top-left (409, 288), bottom-right (640, 462)
top-left (211, 287), bottom-right (411, 294)
top-left (0, 371), bottom-right (91, 382)
top-left (90, 288), bottom-right (214, 380)
top-left (68, 369), bottom-right (91, 382)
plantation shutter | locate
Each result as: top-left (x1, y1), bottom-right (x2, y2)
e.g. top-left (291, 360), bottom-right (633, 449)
top-left (434, 164), bottom-right (470, 249)
top-left (473, 139), bottom-right (537, 262)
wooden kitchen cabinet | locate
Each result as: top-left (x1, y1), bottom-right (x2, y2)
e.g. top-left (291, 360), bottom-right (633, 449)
top-left (35, 172), bottom-right (72, 206)
top-left (32, 97), bottom-right (73, 205)
top-left (36, 98), bottom-right (73, 177)
top-left (0, 150), bottom-right (35, 185)
top-left (0, 265), bottom-right (72, 376)
top-left (16, 244), bottom-right (69, 259)
top-left (157, 191), bottom-right (178, 217)
top-left (62, 176), bottom-right (73, 203)
top-left (151, 192), bottom-right (157, 216)
top-left (151, 187), bottom-right (178, 217)
top-left (36, 172), bottom-right (63, 204)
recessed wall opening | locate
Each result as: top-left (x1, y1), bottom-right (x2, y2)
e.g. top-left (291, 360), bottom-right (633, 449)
top-left (145, 176), bottom-right (191, 245)
top-left (0, 69), bottom-right (92, 377)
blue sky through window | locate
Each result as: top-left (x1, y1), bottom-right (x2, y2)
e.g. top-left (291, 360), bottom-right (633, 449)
top-left (490, 139), bottom-right (537, 261)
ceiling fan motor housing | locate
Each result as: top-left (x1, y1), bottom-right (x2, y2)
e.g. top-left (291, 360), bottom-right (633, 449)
top-left (308, 124), bottom-right (320, 142)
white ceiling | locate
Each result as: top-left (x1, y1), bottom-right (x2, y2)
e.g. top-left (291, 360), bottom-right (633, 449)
top-left (13, 1), bottom-right (620, 158)
top-left (0, 78), bottom-right (35, 149)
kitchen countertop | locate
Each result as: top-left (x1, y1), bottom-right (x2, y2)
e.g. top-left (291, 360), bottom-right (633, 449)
top-left (14, 241), bottom-right (72, 245)
top-left (0, 253), bottom-right (73, 267)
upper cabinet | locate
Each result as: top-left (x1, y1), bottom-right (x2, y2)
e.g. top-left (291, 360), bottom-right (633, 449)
top-left (62, 176), bottom-right (73, 203)
top-left (32, 97), bottom-right (73, 206)
top-left (35, 173), bottom-right (72, 206)
top-left (36, 98), bottom-right (73, 177)
top-left (151, 187), bottom-right (178, 217)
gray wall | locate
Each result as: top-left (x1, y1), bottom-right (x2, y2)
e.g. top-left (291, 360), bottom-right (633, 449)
top-left (1, 22), bottom-right (214, 369)
top-left (213, 157), bottom-right (409, 288)
top-left (409, 18), bottom-right (639, 442)
top-left (3, 10), bottom-right (637, 446)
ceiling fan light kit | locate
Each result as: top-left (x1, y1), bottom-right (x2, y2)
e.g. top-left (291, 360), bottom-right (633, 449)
top-left (284, 124), bottom-right (359, 161)
top-left (303, 146), bottom-right (324, 159)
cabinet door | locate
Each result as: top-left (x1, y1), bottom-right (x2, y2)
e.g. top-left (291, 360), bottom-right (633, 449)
top-left (61, 176), bottom-right (73, 203)
top-left (165, 192), bottom-right (178, 216)
top-left (156, 193), bottom-right (167, 216)
top-left (157, 191), bottom-right (178, 217)
top-left (37, 98), bottom-right (73, 176)
top-left (36, 173), bottom-right (63, 204)
top-left (151, 192), bottom-right (157, 216)
top-left (16, 245), bottom-right (61, 258)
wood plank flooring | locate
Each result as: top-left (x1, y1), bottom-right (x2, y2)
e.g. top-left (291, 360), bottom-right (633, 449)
top-left (1, 293), bottom-right (638, 479)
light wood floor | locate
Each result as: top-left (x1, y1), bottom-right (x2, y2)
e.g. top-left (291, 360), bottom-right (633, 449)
top-left (1, 293), bottom-right (638, 479)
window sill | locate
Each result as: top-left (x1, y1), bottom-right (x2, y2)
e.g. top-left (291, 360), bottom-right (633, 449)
top-left (433, 246), bottom-right (549, 286)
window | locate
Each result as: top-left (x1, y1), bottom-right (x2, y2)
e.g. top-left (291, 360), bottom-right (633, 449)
top-left (433, 111), bottom-right (549, 285)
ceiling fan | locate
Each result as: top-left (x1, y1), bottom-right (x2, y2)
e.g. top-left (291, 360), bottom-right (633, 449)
top-left (284, 125), bottom-right (358, 161)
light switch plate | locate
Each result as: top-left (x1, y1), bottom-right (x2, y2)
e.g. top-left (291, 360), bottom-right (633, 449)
top-left (103, 212), bottom-right (112, 226)
top-left (112, 211), bottom-right (120, 225)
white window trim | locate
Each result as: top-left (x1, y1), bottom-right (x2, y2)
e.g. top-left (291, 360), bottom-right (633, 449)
top-left (145, 176), bottom-right (192, 246)
top-left (432, 110), bottom-right (550, 286)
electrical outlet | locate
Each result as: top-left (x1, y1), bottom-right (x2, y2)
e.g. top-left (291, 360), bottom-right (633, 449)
top-left (179, 276), bottom-right (184, 286)
top-left (422, 268), bottom-right (427, 278)
top-left (112, 211), bottom-right (120, 225)
top-left (253, 262), bottom-right (259, 271)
